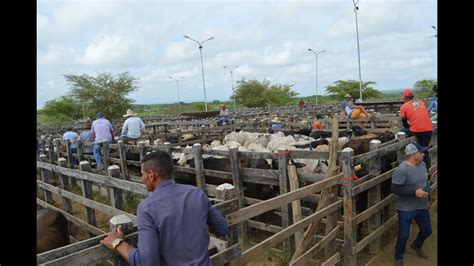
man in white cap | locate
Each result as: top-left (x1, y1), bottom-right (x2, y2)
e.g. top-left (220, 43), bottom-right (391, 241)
top-left (121, 109), bottom-right (145, 144)
top-left (391, 142), bottom-right (432, 266)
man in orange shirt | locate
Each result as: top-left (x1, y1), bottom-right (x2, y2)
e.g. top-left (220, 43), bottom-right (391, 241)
top-left (399, 89), bottom-right (433, 167)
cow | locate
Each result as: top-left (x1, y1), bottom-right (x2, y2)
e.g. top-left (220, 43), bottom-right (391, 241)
top-left (37, 208), bottom-right (70, 254)
top-left (342, 130), bottom-right (397, 240)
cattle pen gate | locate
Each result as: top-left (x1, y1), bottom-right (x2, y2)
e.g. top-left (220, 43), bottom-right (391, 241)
top-left (37, 117), bottom-right (438, 265)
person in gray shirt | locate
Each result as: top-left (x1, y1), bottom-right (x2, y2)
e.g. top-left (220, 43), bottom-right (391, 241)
top-left (391, 142), bottom-right (432, 266)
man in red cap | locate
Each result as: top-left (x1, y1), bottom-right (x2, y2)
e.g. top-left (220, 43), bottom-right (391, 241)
top-left (399, 89), bottom-right (433, 167)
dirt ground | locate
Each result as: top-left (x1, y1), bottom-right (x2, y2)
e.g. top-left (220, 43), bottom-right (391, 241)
top-left (366, 203), bottom-right (437, 266)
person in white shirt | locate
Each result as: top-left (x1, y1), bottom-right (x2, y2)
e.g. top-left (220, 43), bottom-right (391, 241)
top-left (121, 109), bottom-right (145, 144)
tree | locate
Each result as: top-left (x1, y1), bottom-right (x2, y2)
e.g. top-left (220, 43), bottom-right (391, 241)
top-left (325, 80), bottom-right (382, 101)
top-left (233, 79), bottom-right (298, 107)
top-left (39, 96), bottom-right (83, 123)
top-left (413, 79), bottom-right (437, 97)
top-left (64, 72), bottom-right (138, 121)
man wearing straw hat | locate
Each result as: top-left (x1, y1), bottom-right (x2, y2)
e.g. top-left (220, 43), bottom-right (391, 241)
top-left (121, 109), bottom-right (145, 144)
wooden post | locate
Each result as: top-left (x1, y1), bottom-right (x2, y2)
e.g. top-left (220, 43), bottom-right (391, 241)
top-left (193, 143), bottom-right (206, 192)
top-left (101, 140), bottom-right (110, 170)
top-left (79, 161), bottom-right (97, 237)
top-left (39, 154), bottom-right (53, 204)
top-left (54, 138), bottom-right (62, 164)
top-left (288, 164), bottom-right (303, 246)
top-left (277, 148), bottom-right (293, 255)
top-left (77, 139), bottom-right (84, 163)
top-left (109, 215), bottom-right (133, 266)
top-left (65, 139), bottom-right (73, 168)
top-left (228, 146), bottom-right (247, 246)
top-left (216, 183), bottom-right (238, 246)
top-left (164, 142), bottom-right (172, 155)
top-left (341, 147), bottom-right (357, 266)
top-left (58, 158), bottom-right (74, 234)
top-left (149, 131), bottom-right (155, 146)
top-left (395, 132), bottom-right (406, 164)
top-left (368, 140), bottom-right (382, 254)
top-left (108, 165), bottom-right (124, 210)
top-left (117, 140), bottom-right (129, 181)
top-left (138, 142), bottom-right (145, 163)
top-left (47, 138), bottom-right (54, 164)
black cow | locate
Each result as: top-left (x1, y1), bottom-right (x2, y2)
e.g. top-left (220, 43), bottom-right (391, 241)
top-left (293, 138), bottom-right (329, 149)
top-left (37, 208), bottom-right (70, 254)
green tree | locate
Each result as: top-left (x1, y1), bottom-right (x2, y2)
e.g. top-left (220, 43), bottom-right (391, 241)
top-left (325, 80), bottom-right (382, 101)
top-left (64, 72), bottom-right (138, 120)
top-left (413, 79), bottom-right (437, 98)
top-left (233, 79), bottom-right (298, 107)
top-left (40, 96), bottom-right (83, 122)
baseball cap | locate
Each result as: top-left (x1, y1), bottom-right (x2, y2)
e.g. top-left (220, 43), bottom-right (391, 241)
top-left (96, 112), bottom-right (104, 118)
top-left (405, 142), bottom-right (428, 155)
top-left (344, 93), bottom-right (351, 98)
top-left (402, 89), bottom-right (414, 97)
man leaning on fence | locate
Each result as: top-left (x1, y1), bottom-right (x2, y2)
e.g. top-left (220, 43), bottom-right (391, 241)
top-left (91, 112), bottom-right (114, 171)
top-left (101, 150), bottom-right (228, 265)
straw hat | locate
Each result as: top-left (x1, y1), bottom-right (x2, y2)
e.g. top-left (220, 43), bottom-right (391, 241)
top-left (123, 109), bottom-right (136, 117)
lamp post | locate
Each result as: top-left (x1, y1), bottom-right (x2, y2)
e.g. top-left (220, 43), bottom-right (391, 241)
top-left (352, 0), bottom-right (363, 102)
top-left (307, 49), bottom-right (325, 105)
top-left (183, 35), bottom-right (214, 112)
top-left (223, 65), bottom-right (239, 109)
top-left (169, 76), bottom-right (185, 107)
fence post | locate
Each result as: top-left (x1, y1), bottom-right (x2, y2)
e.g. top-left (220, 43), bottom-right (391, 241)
top-left (164, 142), bottom-right (172, 155)
top-left (138, 142), bottom-right (145, 163)
top-left (108, 165), bottom-right (124, 210)
top-left (109, 215), bottom-right (133, 266)
top-left (368, 140), bottom-right (382, 254)
top-left (66, 139), bottom-right (73, 168)
top-left (117, 140), bottom-right (129, 181)
top-left (277, 148), bottom-right (293, 256)
top-left (47, 138), bottom-right (55, 164)
top-left (192, 143), bottom-right (206, 192)
top-left (101, 140), bottom-right (110, 170)
top-left (341, 147), bottom-right (357, 266)
top-left (39, 154), bottom-right (54, 204)
top-left (54, 138), bottom-right (62, 164)
top-left (216, 183), bottom-right (239, 246)
top-left (228, 146), bottom-right (247, 247)
top-left (395, 132), bottom-right (406, 164)
top-left (58, 158), bottom-right (74, 234)
top-left (79, 161), bottom-right (97, 237)
top-left (77, 139), bottom-right (84, 163)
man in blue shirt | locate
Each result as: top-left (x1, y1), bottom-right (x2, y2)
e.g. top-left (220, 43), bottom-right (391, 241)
top-left (63, 126), bottom-right (78, 165)
top-left (101, 150), bottom-right (228, 266)
top-left (121, 109), bottom-right (146, 144)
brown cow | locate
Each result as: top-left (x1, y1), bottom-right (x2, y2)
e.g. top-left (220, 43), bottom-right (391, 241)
top-left (37, 208), bottom-right (70, 254)
top-left (342, 130), bottom-right (396, 240)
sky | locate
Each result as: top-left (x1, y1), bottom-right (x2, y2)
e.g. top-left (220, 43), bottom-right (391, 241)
top-left (37, 0), bottom-right (437, 109)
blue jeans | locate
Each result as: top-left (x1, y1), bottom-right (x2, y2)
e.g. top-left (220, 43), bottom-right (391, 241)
top-left (93, 140), bottom-right (112, 169)
top-left (70, 147), bottom-right (78, 165)
top-left (395, 209), bottom-right (432, 260)
top-left (217, 118), bottom-right (228, 126)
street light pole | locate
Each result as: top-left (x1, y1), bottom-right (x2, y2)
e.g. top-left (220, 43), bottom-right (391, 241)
top-left (184, 35), bottom-right (214, 112)
top-left (353, 0), bottom-right (363, 102)
top-left (308, 49), bottom-right (325, 105)
top-left (223, 65), bottom-right (239, 109)
top-left (169, 76), bottom-right (185, 107)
